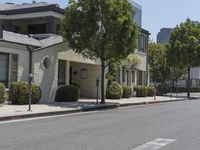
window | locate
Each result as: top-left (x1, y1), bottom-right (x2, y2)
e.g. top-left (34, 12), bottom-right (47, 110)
top-left (43, 57), bottom-right (50, 69)
top-left (28, 24), bottom-right (46, 34)
top-left (58, 60), bottom-right (66, 86)
top-left (122, 67), bottom-right (125, 82)
top-left (137, 70), bottom-right (143, 85)
top-left (126, 70), bottom-right (129, 85)
top-left (138, 34), bottom-right (147, 53)
top-left (11, 25), bottom-right (21, 33)
top-left (10, 54), bottom-right (18, 83)
top-left (2, 25), bottom-right (21, 33)
top-left (132, 71), bottom-right (135, 83)
top-left (0, 53), bottom-right (9, 86)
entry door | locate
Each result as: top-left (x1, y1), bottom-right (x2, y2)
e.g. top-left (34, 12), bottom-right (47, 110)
top-left (58, 60), bottom-right (66, 86)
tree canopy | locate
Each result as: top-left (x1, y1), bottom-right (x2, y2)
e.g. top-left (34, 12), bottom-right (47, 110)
top-left (167, 18), bottom-right (200, 98)
top-left (62, 0), bottom-right (139, 103)
top-left (149, 42), bottom-right (170, 83)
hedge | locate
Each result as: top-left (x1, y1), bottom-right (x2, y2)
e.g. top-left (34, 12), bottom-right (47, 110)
top-left (172, 87), bottom-right (200, 93)
top-left (147, 86), bottom-right (155, 97)
top-left (134, 86), bottom-right (148, 97)
top-left (55, 85), bottom-right (80, 102)
top-left (0, 83), bottom-right (5, 104)
top-left (9, 82), bottom-right (41, 105)
top-left (122, 85), bottom-right (133, 98)
top-left (106, 82), bottom-right (123, 99)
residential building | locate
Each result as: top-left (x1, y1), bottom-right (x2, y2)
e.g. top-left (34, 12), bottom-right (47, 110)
top-left (116, 29), bottom-right (150, 87)
top-left (0, 2), bottom-right (103, 103)
top-left (117, 1), bottom-right (150, 87)
top-left (157, 28), bottom-right (173, 44)
top-left (0, 1), bottom-right (149, 103)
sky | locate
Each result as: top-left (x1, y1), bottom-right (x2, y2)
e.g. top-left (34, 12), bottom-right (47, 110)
top-left (1, 0), bottom-right (200, 41)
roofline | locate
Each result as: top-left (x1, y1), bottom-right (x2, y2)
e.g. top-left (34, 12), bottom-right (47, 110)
top-left (32, 41), bottom-right (66, 52)
top-left (0, 39), bottom-right (40, 48)
top-left (141, 28), bottom-right (151, 35)
top-left (0, 5), bottom-right (64, 15)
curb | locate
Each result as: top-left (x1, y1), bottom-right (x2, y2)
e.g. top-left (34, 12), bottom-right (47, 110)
top-left (0, 104), bottom-right (119, 122)
top-left (118, 98), bottom-right (187, 107)
top-left (0, 99), bottom-right (188, 122)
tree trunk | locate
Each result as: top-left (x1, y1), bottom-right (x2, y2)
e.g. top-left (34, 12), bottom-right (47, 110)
top-left (101, 62), bottom-right (105, 104)
top-left (187, 66), bottom-right (191, 99)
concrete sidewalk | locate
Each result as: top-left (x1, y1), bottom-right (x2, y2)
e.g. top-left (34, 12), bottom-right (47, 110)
top-left (0, 96), bottom-right (186, 121)
top-left (80, 96), bottom-right (186, 106)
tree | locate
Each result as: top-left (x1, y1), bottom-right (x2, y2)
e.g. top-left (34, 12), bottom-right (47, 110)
top-left (168, 18), bottom-right (200, 98)
top-left (149, 42), bottom-right (170, 84)
top-left (62, 0), bottom-right (139, 103)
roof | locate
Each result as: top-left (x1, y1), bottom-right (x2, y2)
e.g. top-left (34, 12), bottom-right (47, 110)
top-left (2, 31), bottom-right (64, 48)
top-left (141, 28), bottom-right (151, 35)
top-left (0, 2), bottom-right (64, 15)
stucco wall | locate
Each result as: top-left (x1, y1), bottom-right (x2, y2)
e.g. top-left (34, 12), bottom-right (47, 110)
top-left (32, 42), bottom-right (104, 102)
top-left (0, 41), bottom-right (29, 82)
top-left (32, 44), bottom-right (64, 103)
top-left (70, 62), bottom-right (102, 98)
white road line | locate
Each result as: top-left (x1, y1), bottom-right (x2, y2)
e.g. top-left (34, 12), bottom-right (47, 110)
top-left (132, 138), bottom-right (176, 150)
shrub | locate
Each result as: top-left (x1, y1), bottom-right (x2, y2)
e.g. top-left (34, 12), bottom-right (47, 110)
top-left (147, 86), bottom-right (155, 97)
top-left (55, 85), bottom-right (80, 102)
top-left (106, 82), bottom-right (123, 99)
top-left (156, 84), bottom-right (170, 96)
top-left (9, 82), bottom-right (41, 105)
top-left (134, 86), bottom-right (148, 97)
top-left (0, 83), bottom-right (5, 104)
top-left (122, 85), bottom-right (133, 98)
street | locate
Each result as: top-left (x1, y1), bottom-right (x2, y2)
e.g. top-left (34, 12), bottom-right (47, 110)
top-left (1, 100), bottom-right (200, 150)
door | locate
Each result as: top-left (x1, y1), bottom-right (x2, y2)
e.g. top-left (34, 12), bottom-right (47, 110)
top-left (58, 60), bottom-right (66, 86)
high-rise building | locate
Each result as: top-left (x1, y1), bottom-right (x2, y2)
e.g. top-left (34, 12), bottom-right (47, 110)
top-left (129, 0), bottom-right (142, 27)
top-left (157, 28), bottom-right (173, 44)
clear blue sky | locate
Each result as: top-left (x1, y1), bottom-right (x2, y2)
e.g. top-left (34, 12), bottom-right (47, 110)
top-left (1, 0), bottom-right (200, 41)
top-left (134, 0), bottom-right (200, 41)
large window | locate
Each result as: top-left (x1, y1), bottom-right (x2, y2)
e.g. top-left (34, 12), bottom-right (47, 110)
top-left (122, 67), bottom-right (126, 82)
top-left (10, 54), bottom-right (18, 83)
top-left (138, 34), bottom-right (147, 53)
top-left (132, 71), bottom-right (135, 83)
top-left (28, 24), bottom-right (46, 34)
top-left (137, 70), bottom-right (143, 85)
top-left (58, 60), bottom-right (66, 86)
top-left (0, 53), bottom-right (9, 86)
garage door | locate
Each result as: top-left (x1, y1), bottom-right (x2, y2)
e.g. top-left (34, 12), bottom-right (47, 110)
top-left (0, 53), bottom-right (9, 85)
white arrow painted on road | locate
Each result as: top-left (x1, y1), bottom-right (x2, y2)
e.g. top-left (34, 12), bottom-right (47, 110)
top-left (132, 138), bottom-right (176, 150)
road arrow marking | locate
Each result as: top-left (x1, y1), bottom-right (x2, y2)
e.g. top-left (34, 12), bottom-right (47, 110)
top-left (132, 138), bottom-right (176, 150)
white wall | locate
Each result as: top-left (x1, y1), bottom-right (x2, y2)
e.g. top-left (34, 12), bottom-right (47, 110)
top-left (136, 52), bottom-right (147, 71)
top-left (32, 42), bottom-right (104, 102)
top-left (0, 41), bottom-right (30, 82)
top-left (70, 62), bottom-right (102, 98)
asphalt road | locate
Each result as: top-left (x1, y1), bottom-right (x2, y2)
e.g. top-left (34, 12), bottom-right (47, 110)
top-left (1, 99), bottom-right (200, 150)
